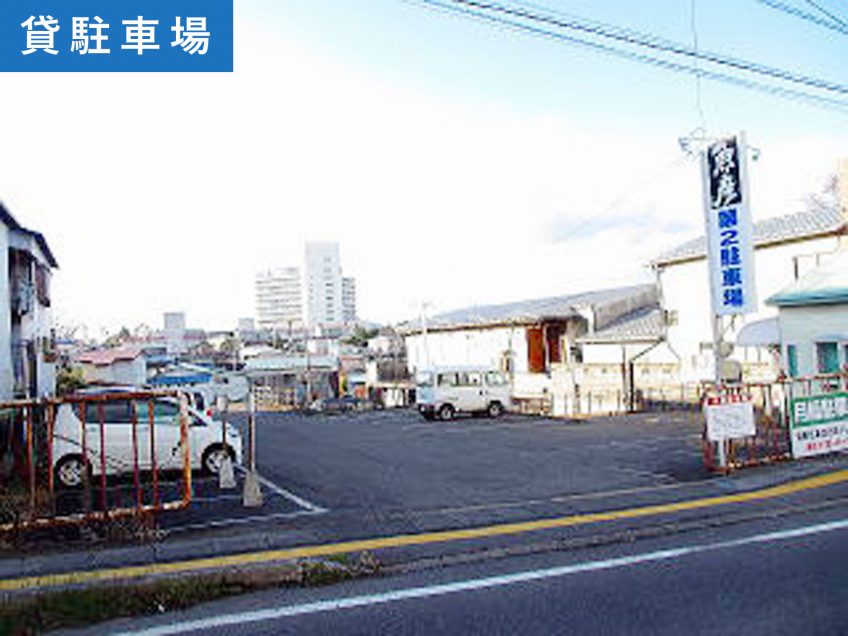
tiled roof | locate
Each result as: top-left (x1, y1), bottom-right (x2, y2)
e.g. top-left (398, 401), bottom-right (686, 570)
top-left (76, 346), bottom-right (144, 366)
top-left (652, 207), bottom-right (844, 267)
top-left (407, 284), bottom-right (656, 332)
top-left (767, 250), bottom-right (848, 307)
top-left (0, 202), bottom-right (58, 268)
top-left (578, 306), bottom-right (665, 343)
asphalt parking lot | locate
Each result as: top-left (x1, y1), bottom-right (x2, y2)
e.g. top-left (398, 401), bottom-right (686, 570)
top-left (193, 408), bottom-right (709, 544)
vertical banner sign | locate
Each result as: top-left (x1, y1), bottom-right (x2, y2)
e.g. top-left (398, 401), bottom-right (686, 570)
top-left (701, 134), bottom-right (757, 316)
top-left (0, 1), bottom-right (233, 72)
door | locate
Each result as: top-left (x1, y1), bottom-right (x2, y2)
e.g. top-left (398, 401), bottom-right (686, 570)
top-left (135, 399), bottom-right (183, 470)
top-left (456, 371), bottom-right (485, 412)
top-left (82, 400), bottom-right (136, 475)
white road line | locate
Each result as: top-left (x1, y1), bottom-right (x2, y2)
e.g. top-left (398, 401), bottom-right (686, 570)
top-left (117, 517), bottom-right (848, 636)
top-left (233, 466), bottom-right (326, 513)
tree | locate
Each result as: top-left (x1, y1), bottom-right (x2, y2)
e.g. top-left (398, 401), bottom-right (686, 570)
top-left (56, 366), bottom-right (86, 396)
top-left (343, 325), bottom-right (379, 348)
top-left (104, 326), bottom-right (132, 348)
top-left (804, 173), bottom-right (839, 213)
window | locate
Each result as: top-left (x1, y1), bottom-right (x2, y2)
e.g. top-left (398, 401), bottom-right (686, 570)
top-left (135, 400), bottom-right (180, 424)
top-left (35, 265), bottom-right (50, 307)
top-left (569, 345), bottom-right (584, 364)
top-left (416, 371), bottom-right (434, 387)
top-left (465, 372), bottom-right (482, 387)
top-left (816, 342), bottom-right (839, 374)
top-left (786, 344), bottom-right (798, 378)
top-left (485, 371), bottom-right (507, 386)
top-left (437, 372), bottom-right (457, 387)
top-left (84, 401), bottom-right (132, 424)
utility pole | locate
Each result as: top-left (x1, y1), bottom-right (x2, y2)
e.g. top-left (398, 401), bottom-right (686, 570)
top-left (420, 301), bottom-right (432, 369)
top-left (711, 315), bottom-right (727, 468)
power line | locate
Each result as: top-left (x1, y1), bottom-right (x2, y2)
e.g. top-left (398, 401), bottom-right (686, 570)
top-left (431, 0), bottom-right (848, 96)
top-left (753, 0), bottom-right (848, 35)
top-left (804, 0), bottom-right (848, 29)
top-left (409, 0), bottom-right (848, 113)
top-left (554, 154), bottom-right (692, 242)
top-left (690, 0), bottom-right (707, 132)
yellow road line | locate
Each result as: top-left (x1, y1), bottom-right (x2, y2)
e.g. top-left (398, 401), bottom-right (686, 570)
top-left (4, 468), bottom-right (848, 593)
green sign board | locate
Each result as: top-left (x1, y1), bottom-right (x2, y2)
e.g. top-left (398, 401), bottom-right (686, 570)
top-left (790, 392), bottom-right (848, 458)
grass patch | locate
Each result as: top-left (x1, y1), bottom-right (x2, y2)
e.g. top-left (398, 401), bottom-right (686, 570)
top-left (0, 552), bottom-right (380, 635)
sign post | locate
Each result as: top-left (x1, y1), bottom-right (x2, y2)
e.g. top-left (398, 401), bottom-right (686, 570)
top-left (217, 394), bottom-right (236, 490)
top-left (242, 387), bottom-right (264, 508)
top-left (701, 133), bottom-right (757, 467)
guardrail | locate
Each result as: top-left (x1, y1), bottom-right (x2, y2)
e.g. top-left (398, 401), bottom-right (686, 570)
top-left (0, 390), bottom-right (192, 534)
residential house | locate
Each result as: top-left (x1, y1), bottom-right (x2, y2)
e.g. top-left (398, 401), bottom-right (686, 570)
top-left (0, 204), bottom-right (58, 399)
top-left (767, 249), bottom-right (848, 378)
top-left (244, 352), bottom-right (339, 409)
top-left (75, 346), bottom-right (147, 387)
top-left (651, 206), bottom-right (846, 385)
top-left (403, 284), bottom-right (675, 415)
top-left (365, 329), bottom-right (412, 408)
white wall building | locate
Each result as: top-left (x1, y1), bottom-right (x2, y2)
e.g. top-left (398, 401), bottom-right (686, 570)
top-left (403, 284), bottom-right (673, 414)
top-left (0, 204), bottom-right (58, 399)
top-left (255, 267), bottom-right (303, 330)
top-left (767, 250), bottom-right (848, 378)
top-left (651, 207), bottom-right (846, 384)
top-left (304, 242), bottom-right (344, 327)
top-left (342, 276), bottom-right (357, 323)
top-left (256, 242), bottom-right (357, 330)
top-left (163, 311), bottom-right (187, 356)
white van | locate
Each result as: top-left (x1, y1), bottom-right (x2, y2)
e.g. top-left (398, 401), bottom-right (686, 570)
top-left (415, 367), bottom-right (511, 420)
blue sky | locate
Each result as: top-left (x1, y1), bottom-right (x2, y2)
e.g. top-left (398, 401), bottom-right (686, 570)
top-left (2, 0), bottom-right (847, 334)
top-left (252, 0), bottom-right (848, 135)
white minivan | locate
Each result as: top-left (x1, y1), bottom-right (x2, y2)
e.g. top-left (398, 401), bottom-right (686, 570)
top-left (416, 367), bottom-right (511, 420)
top-left (52, 395), bottom-right (243, 488)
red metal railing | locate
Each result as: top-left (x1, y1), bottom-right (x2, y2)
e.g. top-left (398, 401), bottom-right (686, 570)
top-left (702, 372), bottom-right (848, 473)
top-left (0, 390), bottom-right (193, 533)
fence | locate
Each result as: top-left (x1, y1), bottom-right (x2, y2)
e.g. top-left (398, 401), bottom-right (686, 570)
top-left (0, 390), bottom-right (192, 534)
top-left (702, 372), bottom-right (848, 473)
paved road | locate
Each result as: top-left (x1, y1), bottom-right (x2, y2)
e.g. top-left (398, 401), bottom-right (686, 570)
top-left (79, 500), bottom-right (848, 636)
top-left (215, 409), bottom-right (707, 538)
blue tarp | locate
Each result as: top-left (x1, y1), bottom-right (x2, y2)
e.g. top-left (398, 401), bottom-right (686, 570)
top-left (150, 373), bottom-right (212, 386)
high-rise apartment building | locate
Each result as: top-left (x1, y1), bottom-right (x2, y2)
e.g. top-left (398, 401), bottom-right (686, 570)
top-left (255, 267), bottom-right (303, 330)
top-left (254, 243), bottom-right (357, 330)
top-left (304, 242), bottom-right (343, 326)
top-left (342, 277), bottom-right (357, 323)
top-left (163, 311), bottom-right (187, 355)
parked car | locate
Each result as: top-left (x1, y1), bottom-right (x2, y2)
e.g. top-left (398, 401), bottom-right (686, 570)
top-left (415, 367), bottom-right (511, 420)
top-left (308, 396), bottom-right (377, 414)
top-left (52, 394), bottom-right (243, 488)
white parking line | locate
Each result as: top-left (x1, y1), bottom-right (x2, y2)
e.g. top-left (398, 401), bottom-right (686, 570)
top-left (164, 471), bottom-right (327, 534)
top-left (116, 517), bottom-right (848, 636)
top-left (232, 466), bottom-right (326, 513)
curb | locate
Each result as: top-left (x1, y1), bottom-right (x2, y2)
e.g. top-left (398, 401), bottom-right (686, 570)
top-left (3, 466), bottom-right (848, 594)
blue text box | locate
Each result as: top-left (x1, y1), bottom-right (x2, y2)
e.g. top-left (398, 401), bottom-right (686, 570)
top-left (2, 1), bottom-right (233, 72)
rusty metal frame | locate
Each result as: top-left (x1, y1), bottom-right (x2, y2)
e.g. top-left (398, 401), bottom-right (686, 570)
top-left (702, 371), bottom-right (848, 473)
top-left (0, 389), bottom-right (193, 533)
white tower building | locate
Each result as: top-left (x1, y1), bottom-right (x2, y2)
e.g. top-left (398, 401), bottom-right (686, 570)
top-left (255, 267), bottom-right (303, 330)
top-left (304, 242), bottom-right (343, 326)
